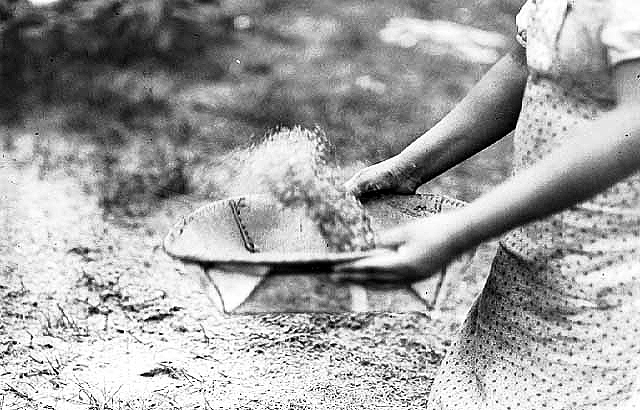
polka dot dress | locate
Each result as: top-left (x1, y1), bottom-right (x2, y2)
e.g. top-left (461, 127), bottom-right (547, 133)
top-left (427, 1), bottom-right (640, 409)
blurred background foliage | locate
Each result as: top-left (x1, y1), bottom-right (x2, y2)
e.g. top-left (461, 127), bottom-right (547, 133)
top-left (0, 0), bottom-right (524, 215)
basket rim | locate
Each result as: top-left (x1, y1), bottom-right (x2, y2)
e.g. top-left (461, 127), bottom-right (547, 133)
top-left (163, 192), bottom-right (466, 266)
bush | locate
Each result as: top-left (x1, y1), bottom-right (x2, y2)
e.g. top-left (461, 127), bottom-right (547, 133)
top-left (94, 140), bottom-right (190, 216)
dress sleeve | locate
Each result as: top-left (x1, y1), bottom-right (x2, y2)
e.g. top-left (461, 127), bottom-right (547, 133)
top-left (515, 0), bottom-right (535, 48)
top-left (601, 0), bottom-right (640, 66)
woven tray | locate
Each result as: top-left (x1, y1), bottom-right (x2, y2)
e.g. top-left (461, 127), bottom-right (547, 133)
top-left (164, 193), bottom-right (472, 313)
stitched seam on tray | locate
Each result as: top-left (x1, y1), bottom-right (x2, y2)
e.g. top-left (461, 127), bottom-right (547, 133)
top-left (229, 198), bottom-right (258, 253)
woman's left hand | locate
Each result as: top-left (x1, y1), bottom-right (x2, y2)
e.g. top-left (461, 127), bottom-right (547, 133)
top-left (333, 211), bottom-right (474, 285)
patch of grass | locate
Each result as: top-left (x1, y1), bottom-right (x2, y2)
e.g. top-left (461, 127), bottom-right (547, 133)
top-left (92, 140), bottom-right (191, 216)
top-left (75, 380), bottom-right (124, 410)
top-left (40, 304), bottom-right (88, 338)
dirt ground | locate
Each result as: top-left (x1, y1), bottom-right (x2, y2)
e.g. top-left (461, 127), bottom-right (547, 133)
top-left (0, 142), bottom-right (498, 409)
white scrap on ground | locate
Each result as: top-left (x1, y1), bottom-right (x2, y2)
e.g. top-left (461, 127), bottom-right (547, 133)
top-left (379, 17), bottom-right (509, 64)
top-left (355, 75), bottom-right (387, 94)
top-left (29, 0), bottom-right (61, 5)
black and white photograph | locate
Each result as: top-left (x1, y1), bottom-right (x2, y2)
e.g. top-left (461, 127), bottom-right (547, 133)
top-left (1, 0), bottom-right (640, 408)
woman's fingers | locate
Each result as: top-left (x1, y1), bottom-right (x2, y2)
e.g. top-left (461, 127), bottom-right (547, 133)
top-left (331, 252), bottom-right (427, 286)
top-left (334, 225), bottom-right (412, 271)
top-left (334, 252), bottom-right (405, 272)
top-left (345, 175), bottom-right (383, 197)
top-left (344, 162), bottom-right (397, 197)
top-left (329, 272), bottom-right (423, 287)
top-left (331, 213), bottom-right (469, 286)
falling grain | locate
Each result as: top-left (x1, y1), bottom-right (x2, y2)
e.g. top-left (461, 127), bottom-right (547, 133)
top-left (233, 127), bottom-right (375, 252)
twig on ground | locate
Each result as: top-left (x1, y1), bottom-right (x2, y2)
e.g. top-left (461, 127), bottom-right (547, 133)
top-left (152, 390), bottom-right (180, 407)
top-left (57, 304), bottom-right (78, 331)
top-left (45, 355), bottom-right (62, 376)
top-left (127, 330), bottom-right (151, 346)
top-left (203, 394), bottom-right (214, 410)
top-left (200, 323), bottom-right (210, 345)
top-left (4, 383), bottom-right (34, 402)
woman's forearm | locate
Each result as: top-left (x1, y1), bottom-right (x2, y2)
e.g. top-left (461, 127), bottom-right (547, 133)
top-left (457, 104), bottom-right (640, 249)
top-left (401, 45), bottom-right (529, 184)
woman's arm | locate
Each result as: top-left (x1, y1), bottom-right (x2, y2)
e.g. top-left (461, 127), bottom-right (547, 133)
top-left (456, 60), bottom-right (640, 249)
top-left (399, 44), bottom-right (529, 184)
top-left (346, 45), bottom-right (529, 196)
top-left (337, 59), bottom-right (640, 281)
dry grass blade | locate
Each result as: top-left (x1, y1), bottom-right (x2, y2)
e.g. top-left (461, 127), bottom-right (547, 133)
top-left (75, 379), bottom-right (124, 410)
top-left (4, 383), bottom-right (34, 402)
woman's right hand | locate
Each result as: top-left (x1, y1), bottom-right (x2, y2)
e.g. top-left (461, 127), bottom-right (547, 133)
top-left (344, 155), bottom-right (423, 197)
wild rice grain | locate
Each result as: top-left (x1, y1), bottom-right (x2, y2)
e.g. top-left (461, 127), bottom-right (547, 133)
top-left (235, 127), bottom-right (375, 252)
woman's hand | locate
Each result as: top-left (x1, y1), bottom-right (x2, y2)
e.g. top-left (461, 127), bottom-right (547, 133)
top-left (333, 211), bottom-right (474, 285)
top-left (336, 58), bottom-right (640, 288)
top-left (344, 49), bottom-right (529, 199)
top-left (344, 155), bottom-right (422, 197)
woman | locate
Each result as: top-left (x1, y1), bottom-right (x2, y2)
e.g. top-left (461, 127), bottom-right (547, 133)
top-left (338, 0), bottom-right (640, 408)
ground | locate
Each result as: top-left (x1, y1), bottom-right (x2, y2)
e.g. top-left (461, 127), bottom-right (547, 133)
top-left (0, 143), bottom-right (500, 409)
top-left (0, 1), bottom-right (521, 406)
